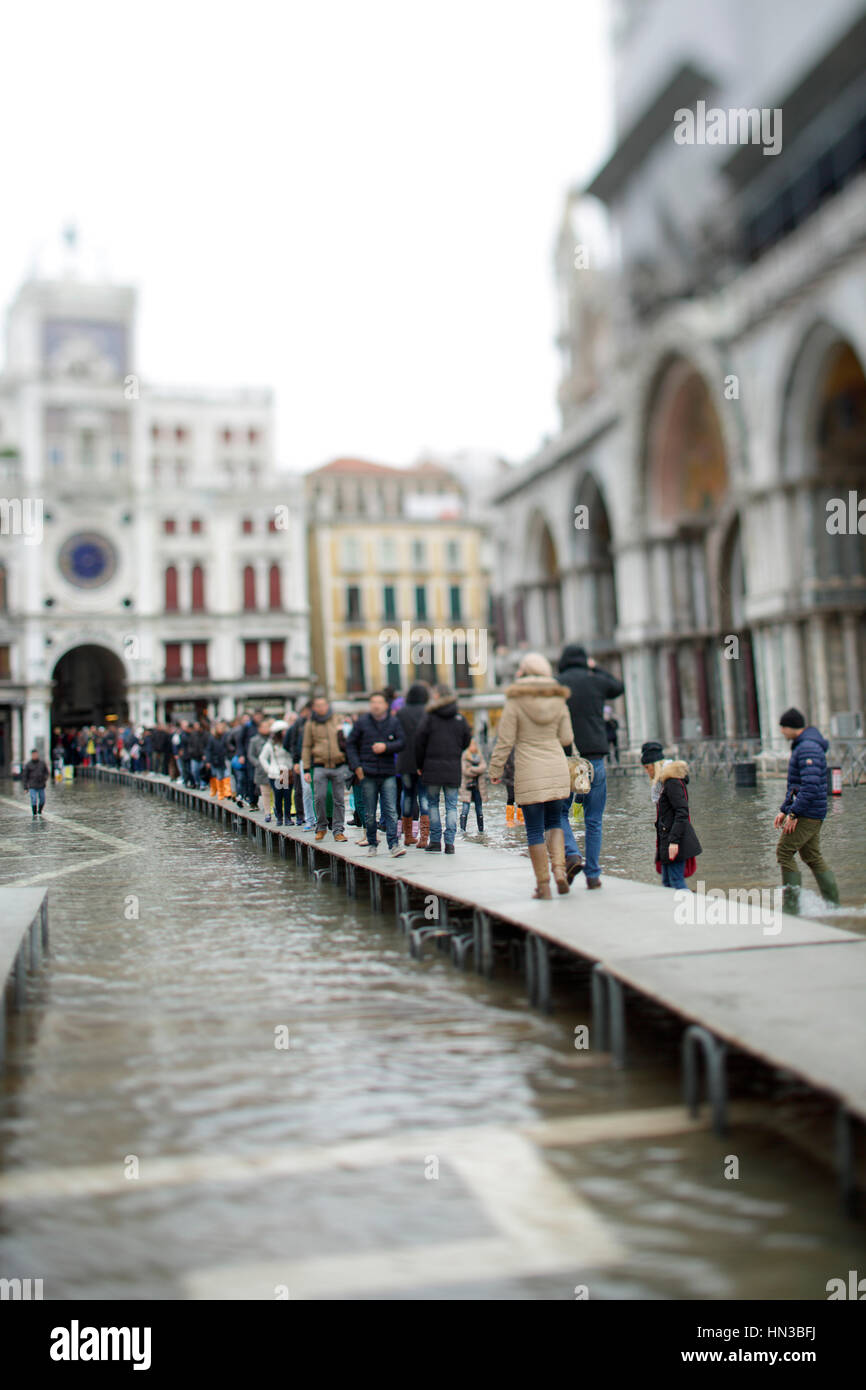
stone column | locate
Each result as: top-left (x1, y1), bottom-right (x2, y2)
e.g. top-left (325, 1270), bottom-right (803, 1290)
top-left (842, 613), bottom-right (862, 718)
top-left (24, 688), bottom-right (51, 757)
top-left (807, 615), bottom-right (831, 730)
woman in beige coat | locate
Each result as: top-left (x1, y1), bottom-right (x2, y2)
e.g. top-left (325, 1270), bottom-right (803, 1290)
top-left (488, 653), bottom-right (575, 898)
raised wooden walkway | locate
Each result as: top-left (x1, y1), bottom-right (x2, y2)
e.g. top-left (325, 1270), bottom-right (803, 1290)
top-left (77, 765), bottom-right (866, 1205)
top-left (0, 887), bottom-right (49, 1067)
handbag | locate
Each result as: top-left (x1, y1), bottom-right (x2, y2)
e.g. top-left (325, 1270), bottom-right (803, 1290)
top-left (567, 753), bottom-right (594, 796)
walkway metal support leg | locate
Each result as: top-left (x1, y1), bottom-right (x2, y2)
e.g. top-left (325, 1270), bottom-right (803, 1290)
top-left (525, 932), bottom-right (537, 1006)
top-left (307, 844), bottom-right (317, 875)
top-left (682, 1024), bottom-right (728, 1136)
top-left (294, 839), bottom-right (304, 867)
top-left (592, 964), bottom-right (626, 1068)
top-left (473, 909), bottom-right (494, 979)
top-left (345, 864), bottom-right (356, 898)
top-left (534, 934), bottom-right (552, 1014)
top-left (395, 881), bottom-right (409, 923)
top-left (13, 947), bottom-right (26, 1009)
top-left (835, 1106), bottom-right (857, 1217)
top-left (369, 872), bottom-right (382, 912)
top-left (330, 856), bottom-right (341, 885)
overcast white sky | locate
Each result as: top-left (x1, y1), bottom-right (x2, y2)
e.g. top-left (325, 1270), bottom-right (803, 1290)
top-left (1, 0), bottom-right (613, 472)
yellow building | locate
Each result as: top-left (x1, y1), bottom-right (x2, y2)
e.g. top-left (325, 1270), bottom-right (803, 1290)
top-left (306, 458), bottom-right (492, 699)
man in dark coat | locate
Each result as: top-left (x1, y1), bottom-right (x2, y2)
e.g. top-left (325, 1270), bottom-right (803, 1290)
top-left (415, 686), bottom-right (471, 854)
top-left (774, 708), bottom-right (840, 912)
top-left (395, 681), bottom-right (430, 846)
top-left (22, 748), bottom-right (50, 816)
top-left (345, 692), bottom-right (406, 855)
top-left (557, 643), bottom-right (625, 888)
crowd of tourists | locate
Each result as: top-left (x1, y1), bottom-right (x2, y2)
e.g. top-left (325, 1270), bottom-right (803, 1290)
top-left (43, 645), bottom-right (840, 906)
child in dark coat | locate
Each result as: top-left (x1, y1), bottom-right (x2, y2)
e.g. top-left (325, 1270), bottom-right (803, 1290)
top-left (640, 741), bottom-right (702, 890)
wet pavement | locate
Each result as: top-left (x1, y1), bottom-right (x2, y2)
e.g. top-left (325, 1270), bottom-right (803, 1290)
top-left (0, 774), bottom-right (864, 1299)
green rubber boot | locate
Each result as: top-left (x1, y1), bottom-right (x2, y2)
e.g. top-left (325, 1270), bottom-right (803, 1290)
top-left (781, 865), bottom-right (802, 915)
top-left (813, 870), bottom-right (841, 907)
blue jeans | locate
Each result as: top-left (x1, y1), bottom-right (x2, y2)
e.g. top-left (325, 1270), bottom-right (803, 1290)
top-left (521, 798), bottom-right (562, 845)
top-left (400, 772), bottom-right (429, 818)
top-left (299, 763), bottom-right (316, 827)
top-left (361, 774), bottom-right (399, 848)
top-left (425, 784), bottom-right (459, 846)
top-left (561, 757), bottom-right (607, 878)
top-left (29, 787), bottom-right (46, 812)
top-left (661, 858), bottom-right (686, 890)
top-left (460, 784), bottom-right (484, 828)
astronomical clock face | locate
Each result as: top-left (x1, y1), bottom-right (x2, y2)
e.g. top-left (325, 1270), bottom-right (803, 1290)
top-left (43, 319), bottom-right (128, 380)
top-left (58, 533), bottom-right (118, 589)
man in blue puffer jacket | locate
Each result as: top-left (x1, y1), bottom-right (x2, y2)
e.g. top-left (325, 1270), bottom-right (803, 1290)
top-left (773, 707), bottom-right (840, 911)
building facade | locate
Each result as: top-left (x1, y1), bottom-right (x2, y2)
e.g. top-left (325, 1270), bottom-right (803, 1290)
top-left (0, 247), bottom-right (309, 768)
top-left (306, 457), bottom-right (493, 698)
top-left (492, 0), bottom-right (866, 754)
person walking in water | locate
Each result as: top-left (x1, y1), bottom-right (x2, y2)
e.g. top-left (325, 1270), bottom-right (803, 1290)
top-left (556, 644), bottom-right (625, 889)
top-left (22, 748), bottom-right (50, 817)
top-left (774, 708), bottom-right (840, 912)
top-left (640, 741), bottom-right (702, 890)
top-left (488, 653), bottom-right (574, 898)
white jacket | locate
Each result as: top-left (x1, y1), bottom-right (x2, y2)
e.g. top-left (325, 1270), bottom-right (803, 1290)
top-left (259, 738), bottom-right (293, 781)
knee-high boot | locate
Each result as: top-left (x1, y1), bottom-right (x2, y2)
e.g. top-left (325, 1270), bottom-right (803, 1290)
top-left (529, 843), bottom-right (552, 899)
top-left (545, 827), bottom-right (570, 894)
top-left (402, 815), bottom-right (416, 845)
top-left (209, 777), bottom-right (219, 797)
top-left (417, 814), bottom-right (430, 848)
top-left (813, 868), bottom-right (840, 906)
top-left (781, 865), bottom-right (801, 915)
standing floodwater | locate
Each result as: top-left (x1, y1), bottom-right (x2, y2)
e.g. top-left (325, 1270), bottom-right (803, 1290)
top-left (0, 776), bottom-right (864, 1299)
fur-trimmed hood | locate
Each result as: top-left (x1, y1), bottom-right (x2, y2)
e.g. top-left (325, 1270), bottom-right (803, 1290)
top-left (655, 759), bottom-right (689, 782)
top-left (426, 694), bottom-right (460, 717)
top-left (504, 676), bottom-right (571, 727)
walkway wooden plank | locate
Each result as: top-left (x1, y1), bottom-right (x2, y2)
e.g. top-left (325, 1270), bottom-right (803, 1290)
top-left (606, 945), bottom-right (866, 1119)
top-left (79, 768), bottom-right (866, 1127)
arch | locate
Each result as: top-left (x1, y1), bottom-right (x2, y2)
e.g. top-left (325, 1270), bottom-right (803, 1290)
top-left (572, 472), bottom-right (618, 644)
top-left (165, 564), bottom-right (178, 612)
top-left (243, 564), bottom-right (257, 611)
top-left (778, 319), bottom-right (866, 480)
top-left (268, 562), bottom-right (282, 611)
top-left (522, 509), bottom-right (563, 650)
top-left (191, 564), bottom-right (205, 612)
top-left (51, 644), bottom-right (128, 728)
top-left (643, 354), bottom-right (729, 523)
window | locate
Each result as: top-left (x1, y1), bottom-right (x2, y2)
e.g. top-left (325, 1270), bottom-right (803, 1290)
top-left (151, 424), bottom-right (160, 440)
top-left (165, 566), bottom-right (179, 612)
top-left (270, 639), bottom-right (286, 676)
top-left (0, 645), bottom-right (9, 678)
top-left (415, 585), bottom-right (427, 620)
top-left (176, 426), bottom-right (187, 442)
top-left (191, 564), bottom-right (205, 612)
top-left (453, 656), bottom-right (472, 690)
top-left (347, 644), bottom-right (366, 693)
top-left (386, 660), bottom-right (401, 690)
top-left (249, 427), bottom-right (259, 444)
top-left (0, 565), bottom-right (6, 611)
top-left (383, 585), bottom-right (396, 621)
top-left (164, 642), bottom-right (182, 679)
top-left (446, 538), bottom-right (461, 569)
top-left (346, 585), bottom-right (362, 621)
top-left (379, 536), bottom-right (398, 571)
top-left (449, 585), bottom-right (461, 621)
top-left (244, 640), bottom-right (260, 676)
top-left (192, 642), bottom-right (209, 678)
top-left (111, 448), bottom-right (125, 468)
top-left (48, 447), bottom-right (63, 467)
top-left (80, 431), bottom-right (94, 467)
top-left (413, 659), bottom-right (436, 685)
top-left (341, 534), bottom-right (361, 570)
top-left (411, 538), bottom-right (427, 568)
top-left (242, 517), bottom-right (254, 534)
top-left (269, 563), bottom-right (281, 610)
top-left (190, 518), bottom-right (203, 534)
top-left (163, 518), bottom-right (176, 534)
top-left (243, 565), bottom-right (257, 611)
top-left (222, 428), bottom-right (232, 444)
